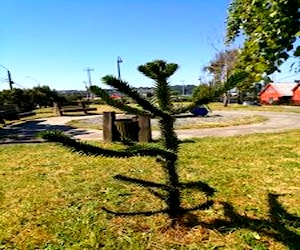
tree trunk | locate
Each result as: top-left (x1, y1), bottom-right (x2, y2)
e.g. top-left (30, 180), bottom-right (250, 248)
top-left (223, 93), bottom-right (229, 107)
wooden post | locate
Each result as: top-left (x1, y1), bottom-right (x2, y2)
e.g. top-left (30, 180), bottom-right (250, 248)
top-left (103, 112), bottom-right (116, 142)
top-left (80, 100), bottom-right (87, 114)
top-left (53, 102), bottom-right (62, 116)
top-left (138, 116), bottom-right (151, 142)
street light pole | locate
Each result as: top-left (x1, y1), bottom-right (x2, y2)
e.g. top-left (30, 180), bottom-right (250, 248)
top-left (117, 56), bottom-right (123, 80)
top-left (0, 65), bottom-right (14, 90)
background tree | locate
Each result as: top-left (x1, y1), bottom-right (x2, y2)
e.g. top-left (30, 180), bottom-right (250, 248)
top-left (201, 48), bottom-right (252, 105)
top-left (203, 48), bottom-right (239, 88)
top-left (192, 83), bottom-right (216, 105)
top-left (0, 86), bottom-right (61, 111)
top-left (226, 0), bottom-right (300, 79)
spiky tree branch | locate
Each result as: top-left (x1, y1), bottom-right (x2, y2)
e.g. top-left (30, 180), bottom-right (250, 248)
top-left (93, 76), bottom-right (169, 118)
top-left (90, 85), bottom-right (154, 118)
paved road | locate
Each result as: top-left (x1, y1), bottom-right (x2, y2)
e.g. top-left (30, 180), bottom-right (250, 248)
top-left (1, 110), bottom-right (300, 144)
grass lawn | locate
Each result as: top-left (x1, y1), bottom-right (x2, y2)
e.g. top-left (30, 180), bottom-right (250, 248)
top-left (0, 130), bottom-right (299, 249)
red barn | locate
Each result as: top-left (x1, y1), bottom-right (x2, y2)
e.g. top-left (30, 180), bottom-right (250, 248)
top-left (259, 83), bottom-right (295, 104)
top-left (292, 83), bottom-right (300, 105)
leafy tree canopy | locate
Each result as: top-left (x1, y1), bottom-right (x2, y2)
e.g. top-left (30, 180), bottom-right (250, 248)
top-left (226, 0), bottom-right (300, 78)
top-left (204, 49), bottom-right (239, 87)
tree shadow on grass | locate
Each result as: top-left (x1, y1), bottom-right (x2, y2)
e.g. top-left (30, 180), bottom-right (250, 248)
top-left (40, 131), bottom-right (216, 222)
top-left (104, 191), bottom-right (300, 248)
top-left (198, 193), bottom-right (300, 249)
top-left (0, 119), bottom-right (97, 144)
top-left (103, 175), bottom-right (215, 221)
top-left (38, 131), bottom-right (300, 248)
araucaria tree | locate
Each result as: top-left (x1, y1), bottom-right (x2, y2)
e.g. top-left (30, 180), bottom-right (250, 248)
top-left (41, 60), bottom-right (215, 222)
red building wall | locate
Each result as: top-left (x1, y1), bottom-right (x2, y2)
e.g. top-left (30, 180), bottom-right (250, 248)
top-left (260, 85), bottom-right (281, 104)
top-left (292, 86), bottom-right (300, 105)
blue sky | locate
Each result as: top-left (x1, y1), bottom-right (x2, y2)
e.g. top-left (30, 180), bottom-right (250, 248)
top-left (1, 0), bottom-right (299, 91)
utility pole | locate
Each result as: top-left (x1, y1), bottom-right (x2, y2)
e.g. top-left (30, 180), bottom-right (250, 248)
top-left (117, 57), bottom-right (123, 80)
top-left (7, 70), bottom-right (14, 90)
top-left (0, 65), bottom-right (14, 90)
top-left (84, 67), bottom-right (94, 99)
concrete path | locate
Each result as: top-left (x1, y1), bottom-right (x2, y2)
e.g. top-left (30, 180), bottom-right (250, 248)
top-left (1, 110), bottom-right (300, 144)
top-left (174, 110), bottom-right (300, 139)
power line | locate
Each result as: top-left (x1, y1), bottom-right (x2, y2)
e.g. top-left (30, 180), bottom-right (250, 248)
top-left (13, 82), bottom-right (25, 89)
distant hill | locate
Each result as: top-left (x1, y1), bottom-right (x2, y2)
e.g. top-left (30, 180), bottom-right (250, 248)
top-left (57, 84), bottom-right (197, 99)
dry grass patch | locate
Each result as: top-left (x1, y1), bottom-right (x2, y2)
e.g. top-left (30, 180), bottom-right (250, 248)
top-left (209, 102), bottom-right (300, 113)
top-left (66, 114), bottom-right (268, 131)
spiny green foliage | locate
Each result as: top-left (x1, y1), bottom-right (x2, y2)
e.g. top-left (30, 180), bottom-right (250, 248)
top-left (90, 85), bottom-right (155, 118)
top-left (138, 60), bottom-right (178, 112)
top-left (90, 76), bottom-right (167, 119)
top-left (226, 0), bottom-right (300, 77)
top-left (138, 60), bottom-right (182, 152)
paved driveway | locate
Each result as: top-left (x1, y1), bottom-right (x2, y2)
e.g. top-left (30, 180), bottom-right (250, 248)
top-left (1, 111), bottom-right (300, 144)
